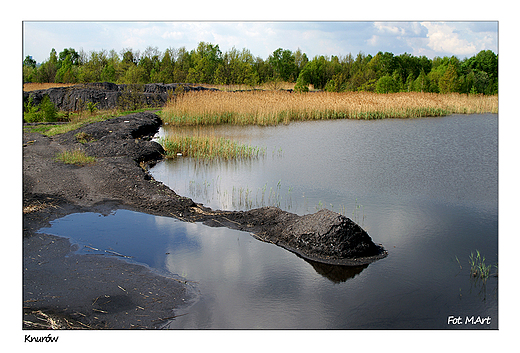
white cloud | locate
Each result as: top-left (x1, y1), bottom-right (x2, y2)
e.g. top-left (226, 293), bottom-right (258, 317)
top-left (23, 21), bottom-right (497, 64)
top-left (421, 22), bottom-right (477, 56)
top-left (162, 31), bottom-right (184, 40)
top-left (367, 34), bottom-right (380, 47)
top-left (373, 22), bottom-right (406, 36)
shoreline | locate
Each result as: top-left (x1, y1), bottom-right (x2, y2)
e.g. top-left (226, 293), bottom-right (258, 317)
top-left (23, 111), bottom-right (386, 329)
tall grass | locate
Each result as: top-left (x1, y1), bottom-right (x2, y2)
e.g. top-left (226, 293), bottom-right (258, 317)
top-left (158, 134), bottom-right (265, 160)
top-left (161, 91), bottom-right (498, 126)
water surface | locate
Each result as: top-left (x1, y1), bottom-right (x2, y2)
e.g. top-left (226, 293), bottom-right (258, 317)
top-left (39, 114), bottom-right (498, 329)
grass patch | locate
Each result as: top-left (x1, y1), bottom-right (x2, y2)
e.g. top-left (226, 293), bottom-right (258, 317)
top-left (75, 132), bottom-right (95, 144)
top-left (161, 91), bottom-right (498, 126)
top-left (158, 134), bottom-right (265, 160)
top-left (23, 124), bottom-right (59, 134)
top-left (56, 149), bottom-right (96, 166)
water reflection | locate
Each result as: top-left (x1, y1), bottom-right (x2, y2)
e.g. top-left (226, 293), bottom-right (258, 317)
top-left (148, 114), bottom-right (497, 328)
top-left (304, 259), bottom-right (368, 283)
top-left (36, 114), bottom-right (498, 328)
top-left (37, 209), bottom-right (366, 285)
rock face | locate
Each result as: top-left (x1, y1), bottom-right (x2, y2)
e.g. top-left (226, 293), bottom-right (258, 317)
top-left (23, 82), bottom-right (217, 112)
top-left (244, 208), bottom-right (387, 265)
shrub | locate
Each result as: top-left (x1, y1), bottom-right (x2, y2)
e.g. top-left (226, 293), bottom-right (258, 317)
top-left (294, 79), bottom-right (309, 93)
top-left (23, 96), bottom-right (41, 123)
top-left (117, 84), bottom-right (147, 110)
top-left (39, 95), bottom-right (58, 122)
top-left (23, 95), bottom-right (57, 123)
top-left (86, 101), bottom-right (98, 114)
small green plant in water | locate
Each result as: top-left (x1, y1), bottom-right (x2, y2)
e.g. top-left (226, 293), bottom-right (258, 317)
top-left (469, 250), bottom-right (492, 280)
top-left (352, 198), bottom-right (365, 226)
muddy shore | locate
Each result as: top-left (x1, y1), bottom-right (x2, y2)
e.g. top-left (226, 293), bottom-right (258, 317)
top-left (23, 111), bottom-right (386, 329)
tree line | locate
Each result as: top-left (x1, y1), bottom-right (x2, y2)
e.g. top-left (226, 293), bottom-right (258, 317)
top-left (23, 42), bottom-right (498, 95)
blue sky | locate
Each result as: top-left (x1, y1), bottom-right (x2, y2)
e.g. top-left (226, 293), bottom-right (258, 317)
top-left (23, 21), bottom-right (498, 64)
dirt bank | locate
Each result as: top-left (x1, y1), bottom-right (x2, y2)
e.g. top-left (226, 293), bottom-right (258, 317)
top-left (23, 112), bottom-right (199, 329)
top-left (23, 111), bottom-right (386, 329)
top-left (23, 82), bottom-right (217, 112)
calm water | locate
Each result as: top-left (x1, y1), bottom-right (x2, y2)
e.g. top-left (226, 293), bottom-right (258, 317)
top-left (39, 114), bottom-right (498, 329)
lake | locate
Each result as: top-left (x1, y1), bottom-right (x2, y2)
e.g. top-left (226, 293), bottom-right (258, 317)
top-left (39, 114), bottom-right (498, 329)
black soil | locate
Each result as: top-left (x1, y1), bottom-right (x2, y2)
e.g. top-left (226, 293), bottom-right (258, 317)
top-left (23, 82), bottom-right (217, 112)
top-left (23, 111), bottom-right (386, 329)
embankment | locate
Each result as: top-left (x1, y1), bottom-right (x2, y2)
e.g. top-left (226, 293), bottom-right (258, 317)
top-left (23, 82), bottom-right (217, 112)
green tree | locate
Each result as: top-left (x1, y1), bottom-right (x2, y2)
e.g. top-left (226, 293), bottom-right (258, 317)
top-left (346, 52), bottom-right (375, 91)
top-left (218, 47), bottom-right (259, 86)
top-left (299, 55), bottom-right (337, 90)
top-left (58, 48), bottom-right (80, 66)
top-left (473, 50), bottom-right (498, 81)
top-left (186, 42), bottom-right (223, 83)
top-left (413, 69), bottom-right (429, 92)
top-left (268, 48), bottom-right (297, 82)
top-left (122, 65), bottom-right (147, 84)
top-left (324, 72), bottom-right (348, 92)
top-left (404, 73), bottom-right (415, 92)
top-left (138, 46), bottom-right (161, 83)
top-left (121, 48), bottom-right (139, 66)
top-left (78, 50), bottom-right (108, 82)
top-left (23, 55), bottom-right (36, 68)
top-left (294, 48), bottom-right (309, 79)
top-left (439, 64), bottom-right (459, 93)
top-left (23, 56), bottom-right (37, 82)
top-left (172, 47), bottom-right (191, 83)
top-left (105, 49), bottom-right (121, 82)
top-left (156, 48), bottom-right (175, 83)
top-left (101, 64), bottom-right (116, 82)
top-left (36, 48), bottom-right (59, 82)
top-left (461, 50), bottom-right (498, 94)
top-left (394, 53), bottom-right (422, 84)
top-left (55, 53), bottom-right (78, 83)
top-left (375, 75), bottom-right (398, 93)
top-left (375, 52), bottom-right (397, 78)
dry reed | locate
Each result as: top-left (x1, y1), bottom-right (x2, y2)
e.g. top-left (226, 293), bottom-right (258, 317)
top-left (23, 83), bottom-right (76, 92)
top-left (161, 91), bottom-right (498, 126)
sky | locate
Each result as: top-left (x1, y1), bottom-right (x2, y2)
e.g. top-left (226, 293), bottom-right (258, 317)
top-left (23, 21), bottom-right (498, 64)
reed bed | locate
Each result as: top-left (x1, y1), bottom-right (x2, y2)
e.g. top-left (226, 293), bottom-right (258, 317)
top-left (158, 133), bottom-right (265, 160)
top-left (161, 91), bottom-right (498, 126)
